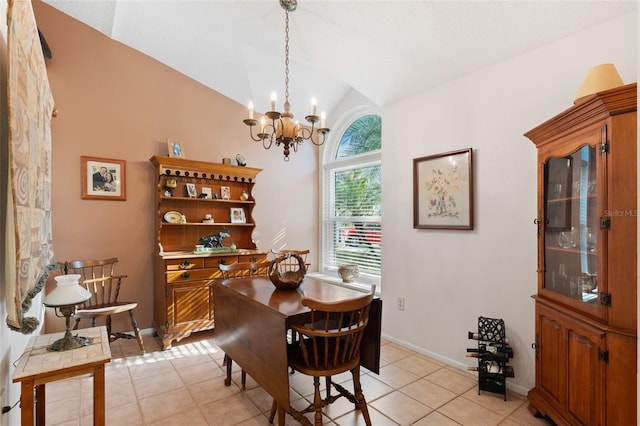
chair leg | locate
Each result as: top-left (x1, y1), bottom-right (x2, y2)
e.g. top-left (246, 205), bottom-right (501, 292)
top-left (268, 399), bottom-right (277, 424)
top-left (312, 376), bottom-right (322, 426)
top-left (241, 369), bottom-right (247, 390)
top-left (325, 376), bottom-right (332, 399)
top-left (73, 318), bottom-right (81, 330)
top-left (351, 366), bottom-right (372, 426)
top-left (105, 315), bottom-right (111, 340)
top-left (128, 310), bottom-right (145, 354)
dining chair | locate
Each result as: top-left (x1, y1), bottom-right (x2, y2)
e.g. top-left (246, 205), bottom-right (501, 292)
top-left (218, 260), bottom-right (271, 279)
top-left (219, 260), bottom-right (271, 389)
top-left (62, 258), bottom-right (145, 354)
top-left (269, 284), bottom-right (376, 426)
top-left (270, 249), bottom-right (310, 272)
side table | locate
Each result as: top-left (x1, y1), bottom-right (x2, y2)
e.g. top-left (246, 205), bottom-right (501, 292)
top-left (12, 326), bottom-right (111, 426)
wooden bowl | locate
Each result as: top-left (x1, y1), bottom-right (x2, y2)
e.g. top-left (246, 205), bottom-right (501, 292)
top-left (269, 253), bottom-right (307, 291)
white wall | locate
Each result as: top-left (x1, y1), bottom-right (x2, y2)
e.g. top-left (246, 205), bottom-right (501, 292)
top-left (380, 12), bottom-right (637, 395)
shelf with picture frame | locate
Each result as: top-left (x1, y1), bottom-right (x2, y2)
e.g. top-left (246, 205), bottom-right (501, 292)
top-left (150, 155), bottom-right (262, 252)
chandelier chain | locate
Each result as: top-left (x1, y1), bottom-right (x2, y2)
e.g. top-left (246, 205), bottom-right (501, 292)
top-left (284, 10), bottom-right (290, 105)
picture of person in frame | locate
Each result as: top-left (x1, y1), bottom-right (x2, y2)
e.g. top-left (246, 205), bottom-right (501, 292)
top-left (92, 166), bottom-right (108, 190)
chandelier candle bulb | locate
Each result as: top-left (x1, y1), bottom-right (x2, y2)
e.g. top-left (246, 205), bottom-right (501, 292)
top-left (248, 101), bottom-right (254, 120)
top-left (260, 116), bottom-right (266, 133)
top-left (311, 97), bottom-right (317, 115)
top-left (320, 111), bottom-right (326, 128)
top-left (271, 91), bottom-right (277, 111)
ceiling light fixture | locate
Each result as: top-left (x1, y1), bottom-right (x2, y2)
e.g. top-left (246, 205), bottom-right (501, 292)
top-left (243, 0), bottom-right (329, 161)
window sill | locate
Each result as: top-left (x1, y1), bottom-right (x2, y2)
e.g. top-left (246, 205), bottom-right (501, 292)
top-left (307, 272), bottom-right (380, 295)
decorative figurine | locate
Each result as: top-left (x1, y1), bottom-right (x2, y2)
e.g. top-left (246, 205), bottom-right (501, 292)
top-left (198, 231), bottom-right (230, 248)
top-left (236, 154), bottom-right (247, 167)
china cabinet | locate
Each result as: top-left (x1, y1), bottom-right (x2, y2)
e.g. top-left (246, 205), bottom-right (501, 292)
top-left (150, 155), bottom-right (267, 349)
top-left (525, 83), bottom-right (636, 425)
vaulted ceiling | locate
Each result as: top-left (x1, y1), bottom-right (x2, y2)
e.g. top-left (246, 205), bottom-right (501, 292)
top-left (43, 1), bottom-right (637, 116)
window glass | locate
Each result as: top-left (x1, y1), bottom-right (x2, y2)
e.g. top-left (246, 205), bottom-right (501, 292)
top-left (322, 113), bottom-right (382, 283)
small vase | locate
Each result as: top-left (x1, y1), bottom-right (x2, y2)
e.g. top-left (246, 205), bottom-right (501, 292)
top-left (338, 265), bottom-right (359, 283)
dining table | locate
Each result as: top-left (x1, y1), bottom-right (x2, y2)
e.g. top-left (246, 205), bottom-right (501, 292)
top-left (213, 275), bottom-right (381, 426)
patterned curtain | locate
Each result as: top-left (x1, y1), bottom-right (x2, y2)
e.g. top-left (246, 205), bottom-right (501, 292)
top-left (5, 0), bottom-right (56, 333)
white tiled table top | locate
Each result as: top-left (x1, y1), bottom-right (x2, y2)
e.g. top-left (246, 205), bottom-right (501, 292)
top-left (12, 326), bottom-right (111, 381)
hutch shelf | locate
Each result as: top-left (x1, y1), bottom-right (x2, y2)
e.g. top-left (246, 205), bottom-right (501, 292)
top-left (150, 155), bottom-right (267, 349)
top-left (525, 83), bottom-right (636, 425)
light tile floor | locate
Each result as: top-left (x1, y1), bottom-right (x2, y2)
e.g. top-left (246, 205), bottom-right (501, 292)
top-left (44, 331), bottom-right (554, 425)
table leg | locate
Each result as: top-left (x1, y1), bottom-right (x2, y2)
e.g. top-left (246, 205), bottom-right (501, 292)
top-left (278, 405), bottom-right (285, 426)
top-left (20, 380), bottom-right (35, 426)
top-left (93, 365), bottom-right (106, 426)
top-left (34, 384), bottom-right (45, 426)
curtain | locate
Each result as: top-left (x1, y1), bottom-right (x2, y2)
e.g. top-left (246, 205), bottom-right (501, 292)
top-left (5, 0), bottom-right (56, 333)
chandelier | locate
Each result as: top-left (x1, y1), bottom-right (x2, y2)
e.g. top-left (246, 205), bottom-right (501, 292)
top-left (242, 0), bottom-right (329, 161)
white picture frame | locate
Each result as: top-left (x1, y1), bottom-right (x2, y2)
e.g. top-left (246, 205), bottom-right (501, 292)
top-left (201, 187), bottom-right (212, 199)
top-left (221, 186), bottom-right (231, 200)
top-left (186, 183), bottom-right (197, 198)
top-left (230, 207), bottom-right (245, 224)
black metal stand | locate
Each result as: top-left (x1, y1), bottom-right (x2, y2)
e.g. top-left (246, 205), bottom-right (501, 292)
top-left (467, 316), bottom-right (514, 401)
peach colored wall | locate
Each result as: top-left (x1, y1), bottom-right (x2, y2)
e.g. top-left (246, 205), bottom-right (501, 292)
top-left (32, 1), bottom-right (319, 334)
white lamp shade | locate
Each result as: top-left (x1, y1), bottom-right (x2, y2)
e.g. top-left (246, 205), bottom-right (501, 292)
top-left (44, 274), bottom-right (92, 307)
top-left (574, 63), bottom-right (624, 104)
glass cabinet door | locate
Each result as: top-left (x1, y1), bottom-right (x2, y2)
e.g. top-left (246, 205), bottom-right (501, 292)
top-left (543, 145), bottom-right (600, 311)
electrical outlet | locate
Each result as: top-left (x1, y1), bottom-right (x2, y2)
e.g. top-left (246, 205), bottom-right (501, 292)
top-left (396, 297), bottom-right (405, 311)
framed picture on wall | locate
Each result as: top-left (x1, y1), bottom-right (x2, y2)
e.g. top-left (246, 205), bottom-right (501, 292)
top-left (230, 207), bottom-right (246, 224)
top-left (167, 138), bottom-right (185, 158)
top-left (81, 156), bottom-right (126, 201)
top-left (413, 148), bottom-right (473, 230)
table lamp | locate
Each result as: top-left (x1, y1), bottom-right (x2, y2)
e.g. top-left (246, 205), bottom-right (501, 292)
top-left (43, 274), bottom-right (93, 351)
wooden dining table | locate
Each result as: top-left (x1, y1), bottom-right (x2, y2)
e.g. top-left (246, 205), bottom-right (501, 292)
top-left (213, 276), bottom-right (381, 425)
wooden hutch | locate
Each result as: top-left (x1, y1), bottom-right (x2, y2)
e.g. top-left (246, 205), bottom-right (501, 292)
top-left (525, 83), bottom-right (636, 425)
top-left (150, 155), bottom-right (267, 349)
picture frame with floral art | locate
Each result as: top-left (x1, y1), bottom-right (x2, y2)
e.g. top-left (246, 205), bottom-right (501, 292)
top-left (81, 156), bottom-right (126, 201)
top-left (413, 148), bottom-right (473, 230)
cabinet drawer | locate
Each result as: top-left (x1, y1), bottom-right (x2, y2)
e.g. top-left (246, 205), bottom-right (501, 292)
top-left (204, 256), bottom-right (238, 269)
top-left (166, 258), bottom-right (204, 270)
top-left (167, 268), bottom-right (220, 283)
top-left (239, 253), bottom-right (268, 263)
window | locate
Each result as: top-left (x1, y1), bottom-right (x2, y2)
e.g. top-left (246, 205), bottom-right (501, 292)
top-left (322, 112), bottom-right (381, 284)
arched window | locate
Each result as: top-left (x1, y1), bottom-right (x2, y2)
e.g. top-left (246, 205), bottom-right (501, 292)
top-left (321, 111), bottom-right (381, 285)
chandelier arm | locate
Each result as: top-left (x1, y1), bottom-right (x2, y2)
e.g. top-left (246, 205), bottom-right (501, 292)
top-left (262, 135), bottom-right (274, 150)
top-left (245, 122), bottom-right (266, 142)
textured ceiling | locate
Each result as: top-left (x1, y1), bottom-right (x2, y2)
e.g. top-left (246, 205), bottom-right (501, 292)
top-left (43, 0), bottom-right (637, 117)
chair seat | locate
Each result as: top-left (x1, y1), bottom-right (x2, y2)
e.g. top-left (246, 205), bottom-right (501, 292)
top-left (75, 302), bottom-right (138, 318)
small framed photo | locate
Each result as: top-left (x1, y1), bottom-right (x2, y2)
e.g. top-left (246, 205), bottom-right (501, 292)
top-left (185, 183), bottom-right (197, 198)
top-left (220, 186), bottom-right (231, 200)
top-left (230, 207), bottom-right (246, 224)
top-left (167, 138), bottom-right (185, 158)
top-left (81, 156), bottom-right (126, 201)
top-left (201, 187), bottom-right (212, 199)
top-left (413, 148), bottom-right (473, 230)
